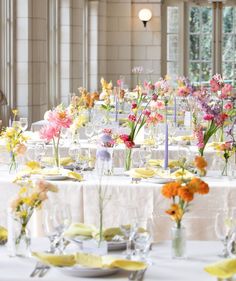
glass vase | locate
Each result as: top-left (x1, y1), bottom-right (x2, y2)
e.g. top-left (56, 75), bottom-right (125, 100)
top-left (96, 148), bottom-right (113, 176)
top-left (52, 143), bottom-right (60, 169)
top-left (221, 159), bottom-right (228, 177)
top-left (125, 148), bottom-right (132, 171)
top-left (171, 225), bottom-right (186, 259)
top-left (7, 213), bottom-right (31, 258)
top-left (9, 152), bottom-right (17, 174)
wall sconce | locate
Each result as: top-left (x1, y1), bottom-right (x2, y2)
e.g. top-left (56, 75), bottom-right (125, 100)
top-left (138, 8), bottom-right (152, 28)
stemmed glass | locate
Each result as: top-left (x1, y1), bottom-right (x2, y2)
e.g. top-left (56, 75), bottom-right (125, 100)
top-left (215, 209), bottom-right (233, 258)
top-left (19, 117), bottom-right (28, 131)
top-left (35, 142), bottom-right (46, 163)
top-left (85, 122), bottom-right (94, 143)
top-left (120, 222), bottom-right (138, 259)
top-left (93, 122), bottom-right (103, 138)
top-left (139, 146), bottom-right (152, 167)
top-left (68, 143), bottom-right (80, 171)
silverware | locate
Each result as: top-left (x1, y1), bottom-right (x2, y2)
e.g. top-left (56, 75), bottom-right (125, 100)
top-left (128, 270), bottom-right (138, 280)
top-left (30, 262), bottom-right (44, 277)
top-left (38, 266), bottom-right (50, 278)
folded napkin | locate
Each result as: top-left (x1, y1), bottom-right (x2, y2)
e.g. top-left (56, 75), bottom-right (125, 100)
top-left (64, 223), bottom-right (96, 237)
top-left (204, 259), bottom-right (236, 278)
top-left (102, 227), bottom-right (123, 241)
top-left (42, 157), bottom-right (73, 166)
top-left (67, 171), bottom-right (83, 181)
top-left (33, 251), bottom-right (147, 271)
top-left (170, 169), bottom-right (194, 180)
top-left (32, 252), bottom-right (77, 267)
top-left (148, 159), bottom-right (179, 169)
top-left (128, 168), bottom-right (156, 179)
top-left (0, 226), bottom-right (7, 245)
top-left (24, 161), bottom-right (41, 170)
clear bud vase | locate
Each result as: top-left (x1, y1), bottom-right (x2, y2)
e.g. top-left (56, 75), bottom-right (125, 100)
top-left (171, 225), bottom-right (186, 259)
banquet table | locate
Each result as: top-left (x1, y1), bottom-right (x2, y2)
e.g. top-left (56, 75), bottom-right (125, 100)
top-left (0, 167), bottom-right (236, 241)
top-left (0, 238), bottom-right (223, 281)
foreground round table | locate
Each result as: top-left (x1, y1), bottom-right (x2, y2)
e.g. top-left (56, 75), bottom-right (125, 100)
top-left (0, 239), bottom-right (222, 281)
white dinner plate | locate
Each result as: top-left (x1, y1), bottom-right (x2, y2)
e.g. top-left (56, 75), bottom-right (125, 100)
top-left (148, 177), bottom-right (172, 184)
top-left (44, 175), bottom-right (68, 181)
top-left (58, 265), bottom-right (119, 278)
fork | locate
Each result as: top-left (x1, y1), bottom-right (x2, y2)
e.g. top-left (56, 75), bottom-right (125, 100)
top-left (136, 268), bottom-right (147, 281)
top-left (30, 262), bottom-right (49, 278)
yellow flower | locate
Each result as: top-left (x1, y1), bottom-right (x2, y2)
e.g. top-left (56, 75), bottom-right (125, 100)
top-left (12, 109), bottom-right (18, 116)
top-left (19, 210), bottom-right (28, 219)
top-left (19, 187), bottom-right (27, 195)
top-left (5, 127), bottom-right (15, 138)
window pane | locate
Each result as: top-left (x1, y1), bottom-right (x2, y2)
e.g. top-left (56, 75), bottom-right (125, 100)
top-left (189, 62), bottom-right (200, 82)
top-left (223, 34), bottom-right (234, 60)
top-left (167, 7), bottom-right (179, 33)
top-left (202, 8), bottom-right (212, 33)
top-left (167, 61), bottom-right (178, 78)
top-left (201, 35), bottom-right (212, 60)
top-left (223, 7), bottom-right (234, 33)
top-left (223, 62), bottom-right (234, 80)
top-left (201, 62), bottom-right (211, 82)
top-left (190, 35), bottom-right (200, 60)
top-left (167, 34), bottom-right (178, 60)
top-left (190, 7), bottom-right (200, 33)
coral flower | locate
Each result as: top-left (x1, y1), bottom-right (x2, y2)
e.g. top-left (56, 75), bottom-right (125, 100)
top-left (178, 186), bottom-right (194, 202)
top-left (162, 181), bottom-right (182, 198)
top-left (194, 156), bottom-right (207, 170)
top-left (197, 181), bottom-right (209, 195)
top-left (166, 204), bottom-right (183, 221)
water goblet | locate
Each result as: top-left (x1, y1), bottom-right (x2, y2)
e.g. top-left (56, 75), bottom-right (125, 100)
top-left (42, 208), bottom-right (58, 253)
top-left (19, 117), bottom-right (28, 131)
top-left (68, 143), bottom-right (81, 171)
top-left (215, 209), bottom-right (233, 258)
top-left (35, 142), bottom-right (46, 163)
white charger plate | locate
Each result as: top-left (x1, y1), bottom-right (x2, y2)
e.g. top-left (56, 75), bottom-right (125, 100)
top-left (44, 175), bottom-right (68, 181)
top-left (59, 265), bottom-right (119, 277)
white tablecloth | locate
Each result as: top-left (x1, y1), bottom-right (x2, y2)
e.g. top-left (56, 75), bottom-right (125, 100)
top-left (0, 169), bottom-right (236, 241)
top-left (0, 238), bottom-right (223, 281)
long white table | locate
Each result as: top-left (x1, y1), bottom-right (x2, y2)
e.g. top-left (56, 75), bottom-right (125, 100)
top-left (0, 239), bottom-right (222, 280)
top-left (0, 169), bottom-right (236, 241)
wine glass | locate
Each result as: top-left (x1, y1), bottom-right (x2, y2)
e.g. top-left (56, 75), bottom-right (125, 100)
top-left (85, 122), bottom-right (94, 143)
top-left (215, 209), bottom-right (232, 257)
top-left (68, 143), bottom-right (80, 171)
top-left (139, 146), bottom-right (152, 167)
top-left (19, 117), bottom-right (28, 131)
top-left (35, 142), bottom-right (46, 163)
top-left (93, 122), bottom-right (102, 138)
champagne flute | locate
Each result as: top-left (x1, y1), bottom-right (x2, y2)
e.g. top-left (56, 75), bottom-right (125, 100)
top-left (85, 122), bottom-right (94, 143)
top-left (35, 142), bottom-right (46, 163)
top-left (19, 117), bottom-right (28, 131)
top-left (215, 209), bottom-right (232, 257)
top-left (68, 144), bottom-right (80, 170)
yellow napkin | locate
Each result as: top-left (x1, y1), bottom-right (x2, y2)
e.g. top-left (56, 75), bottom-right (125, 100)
top-left (204, 259), bottom-right (236, 278)
top-left (128, 168), bottom-right (156, 179)
top-left (170, 169), bottom-right (194, 180)
top-left (33, 251), bottom-right (147, 271)
top-left (67, 171), bottom-right (83, 181)
top-left (42, 157), bottom-right (73, 166)
top-left (32, 252), bottom-right (76, 267)
top-left (64, 223), bottom-right (96, 237)
top-left (25, 161), bottom-right (41, 170)
top-left (174, 135), bottom-right (194, 142)
top-left (148, 159), bottom-right (179, 169)
top-left (0, 226), bottom-right (7, 244)
top-left (102, 227), bottom-right (123, 241)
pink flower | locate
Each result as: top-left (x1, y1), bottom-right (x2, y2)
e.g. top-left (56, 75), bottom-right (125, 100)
top-left (210, 80), bottom-right (221, 93)
top-left (142, 109), bottom-right (151, 117)
top-left (152, 94), bottom-right (158, 101)
top-left (224, 102), bottom-right (233, 110)
top-left (131, 102), bottom-right (137, 109)
top-left (203, 114), bottom-right (214, 121)
top-left (40, 124), bottom-right (60, 142)
top-left (14, 143), bottom-right (27, 155)
top-left (128, 114), bottom-right (136, 122)
top-left (177, 86), bottom-right (190, 97)
top-left (220, 84), bottom-right (232, 99)
top-left (46, 109), bottom-right (72, 128)
top-left (117, 79), bottom-right (122, 87)
top-left (120, 134), bottom-right (130, 142)
top-left (125, 140), bottom-right (135, 149)
top-left (103, 128), bottom-right (112, 135)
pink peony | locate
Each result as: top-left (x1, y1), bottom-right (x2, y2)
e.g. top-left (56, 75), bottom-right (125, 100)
top-left (203, 114), bottom-right (214, 121)
top-left (40, 124), bottom-right (60, 142)
top-left (46, 109), bottom-right (72, 128)
top-left (224, 102), bottom-right (233, 110)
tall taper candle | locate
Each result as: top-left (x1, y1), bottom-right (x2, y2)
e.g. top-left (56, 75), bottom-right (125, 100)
top-left (174, 97), bottom-right (177, 125)
top-left (164, 123), bottom-right (169, 169)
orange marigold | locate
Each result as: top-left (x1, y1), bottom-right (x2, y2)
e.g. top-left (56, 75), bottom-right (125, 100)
top-left (161, 181), bottom-right (182, 198)
top-left (165, 204), bottom-right (183, 221)
top-left (178, 186), bottom-right (194, 202)
top-left (187, 177), bottom-right (202, 193)
top-left (197, 181), bottom-right (209, 194)
top-left (194, 155), bottom-right (207, 170)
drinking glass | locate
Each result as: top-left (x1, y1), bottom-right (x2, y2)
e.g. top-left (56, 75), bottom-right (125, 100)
top-left (133, 232), bottom-right (151, 261)
top-left (120, 223), bottom-right (138, 259)
top-left (68, 143), bottom-right (81, 170)
top-left (85, 122), bottom-right (94, 142)
top-left (93, 122), bottom-right (102, 138)
top-left (35, 142), bottom-right (46, 163)
top-left (12, 121), bottom-right (21, 129)
top-left (42, 208), bottom-right (58, 253)
top-left (139, 146), bottom-right (152, 167)
top-left (19, 118), bottom-right (28, 131)
top-left (215, 209), bottom-right (232, 257)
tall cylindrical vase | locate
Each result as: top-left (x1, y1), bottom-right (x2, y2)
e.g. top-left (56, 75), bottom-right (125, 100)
top-left (125, 148), bottom-right (132, 171)
top-left (171, 225), bottom-right (186, 259)
top-left (52, 143), bottom-right (60, 169)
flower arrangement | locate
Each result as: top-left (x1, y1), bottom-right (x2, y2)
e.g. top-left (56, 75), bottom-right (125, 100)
top-left (162, 170), bottom-right (209, 229)
top-left (79, 87), bottom-right (99, 109)
top-left (40, 105), bottom-right (72, 168)
top-left (11, 179), bottom-right (58, 255)
top-left (176, 77), bottom-right (193, 97)
top-left (100, 129), bottom-right (116, 147)
top-left (100, 78), bottom-right (114, 121)
top-left (1, 119), bottom-right (27, 173)
top-left (194, 155), bottom-right (208, 177)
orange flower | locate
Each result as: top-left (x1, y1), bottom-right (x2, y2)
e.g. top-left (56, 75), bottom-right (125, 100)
top-left (187, 177), bottom-right (202, 193)
top-left (197, 181), bottom-right (209, 194)
top-left (166, 204), bottom-right (183, 221)
top-left (161, 181), bottom-right (181, 198)
top-left (178, 186), bottom-right (194, 202)
top-left (194, 155), bottom-right (207, 170)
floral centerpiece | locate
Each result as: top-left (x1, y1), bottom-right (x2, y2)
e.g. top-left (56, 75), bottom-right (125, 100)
top-left (99, 78), bottom-right (113, 123)
top-left (40, 105), bottom-right (72, 168)
top-left (176, 77), bottom-right (193, 98)
top-left (161, 160), bottom-right (209, 258)
top-left (10, 178), bottom-right (58, 256)
top-left (1, 112), bottom-right (27, 173)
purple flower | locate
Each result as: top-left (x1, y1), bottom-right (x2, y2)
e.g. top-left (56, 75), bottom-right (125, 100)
top-left (96, 149), bottom-right (111, 162)
top-left (100, 134), bottom-right (113, 144)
